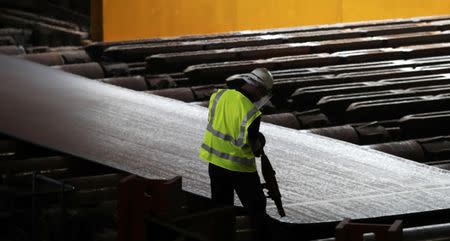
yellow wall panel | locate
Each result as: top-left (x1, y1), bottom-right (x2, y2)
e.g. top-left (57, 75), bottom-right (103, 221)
top-left (97, 0), bottom-right (450, 42)
top-left (100, 0), bottom-right (341, 41)
top-left (234, 0), bottom-right (342, 29)
top-left (343, 0), bottom-right (450, 21)
top-left (102, 0), bottom-right (237, 41)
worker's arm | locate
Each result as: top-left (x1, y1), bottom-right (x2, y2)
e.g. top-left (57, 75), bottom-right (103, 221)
top-left (248, 117), bottom-right (265, 157)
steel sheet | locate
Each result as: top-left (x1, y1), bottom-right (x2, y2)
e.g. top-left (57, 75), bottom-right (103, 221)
top-left (2, 55), bottom-right (450, 224)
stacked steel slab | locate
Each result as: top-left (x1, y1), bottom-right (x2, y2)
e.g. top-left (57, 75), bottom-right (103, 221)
top-left (5, 9), bottom-right (450, 240)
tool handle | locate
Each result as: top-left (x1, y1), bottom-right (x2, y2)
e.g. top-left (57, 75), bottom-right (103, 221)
top-left (261, 150), bottom-right (286, 217)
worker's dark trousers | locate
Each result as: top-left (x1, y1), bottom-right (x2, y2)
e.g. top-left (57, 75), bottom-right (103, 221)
top-left (208, 163), bottom-right (270, 241)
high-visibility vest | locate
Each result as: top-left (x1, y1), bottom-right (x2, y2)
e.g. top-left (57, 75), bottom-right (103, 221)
top-left (199, 89), bottom-right (262, 172)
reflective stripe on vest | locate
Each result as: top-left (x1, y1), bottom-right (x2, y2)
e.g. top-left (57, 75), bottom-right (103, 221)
top-left (201, 143), bottom-right (254, 166)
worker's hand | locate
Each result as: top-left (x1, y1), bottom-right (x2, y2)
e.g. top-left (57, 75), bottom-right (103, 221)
top-left (257, 132), bottom-right (266, 148)
top-left (252, 132), bottom-right (266, 157)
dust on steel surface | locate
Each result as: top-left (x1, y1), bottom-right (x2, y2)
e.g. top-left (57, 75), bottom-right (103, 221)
top-left (2, 55), bottom-right (450, 224)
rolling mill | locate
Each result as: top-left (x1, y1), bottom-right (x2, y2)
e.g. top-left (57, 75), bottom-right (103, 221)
top-left (5, 1), bottom-right (450, 241)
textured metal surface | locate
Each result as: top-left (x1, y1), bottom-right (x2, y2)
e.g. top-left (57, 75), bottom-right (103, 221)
top-left (271, 56), bottom-right (450, 80)
top-left (147, 33), bottom-right (450, 74)
top-left (399, 111), bottom-right (450, 139)
top-left (346, 94), bottom-right (450, 122)
top-left (0, 45), bottom-right (25, 55)
top-left (0, 9), bottom-right (88, 47)
top-left (183, 43), bottom-right (450, 82)
top-left (85, 15), bottom-right (450, 60)
top-left (99, 76), bottom-right (148, 91)
top-left (0, 35), bottom-right (16, 45)
top-left (4, 55), bottom-right (450, 224)
top-left (53, 62), bottom-right (105, 79)
top-left (292, 74), bottom-right (450, 111)
top-left (21, 52), bottom-right (65, 66)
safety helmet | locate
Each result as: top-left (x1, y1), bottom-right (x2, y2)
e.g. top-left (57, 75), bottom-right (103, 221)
top-left (249, 68), bottom-right (273, 91)
top-left (225, 68), bottom-right (273, 91)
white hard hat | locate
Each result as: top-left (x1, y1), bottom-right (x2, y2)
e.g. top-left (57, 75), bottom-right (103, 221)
top-left (249, 68), bottom-right (273, 91)
top-left (226, 68), bottom-right (274, 91)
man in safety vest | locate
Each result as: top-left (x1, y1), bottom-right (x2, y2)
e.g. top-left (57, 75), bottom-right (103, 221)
top-left (199, 68), bottom-right (273, 241)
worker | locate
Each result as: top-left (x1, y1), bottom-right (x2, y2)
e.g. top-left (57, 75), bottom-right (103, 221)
top-left (199, 68), bottom-right (273, 241)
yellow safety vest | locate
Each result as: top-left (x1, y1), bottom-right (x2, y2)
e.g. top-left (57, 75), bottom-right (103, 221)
top-left (199, 89), bottom-right (262, 172)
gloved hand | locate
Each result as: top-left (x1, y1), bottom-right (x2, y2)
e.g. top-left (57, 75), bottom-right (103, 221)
top-left (258, 132), bottom-right (266, 148)
top-left (253, 132), bottom-right (266, 157)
